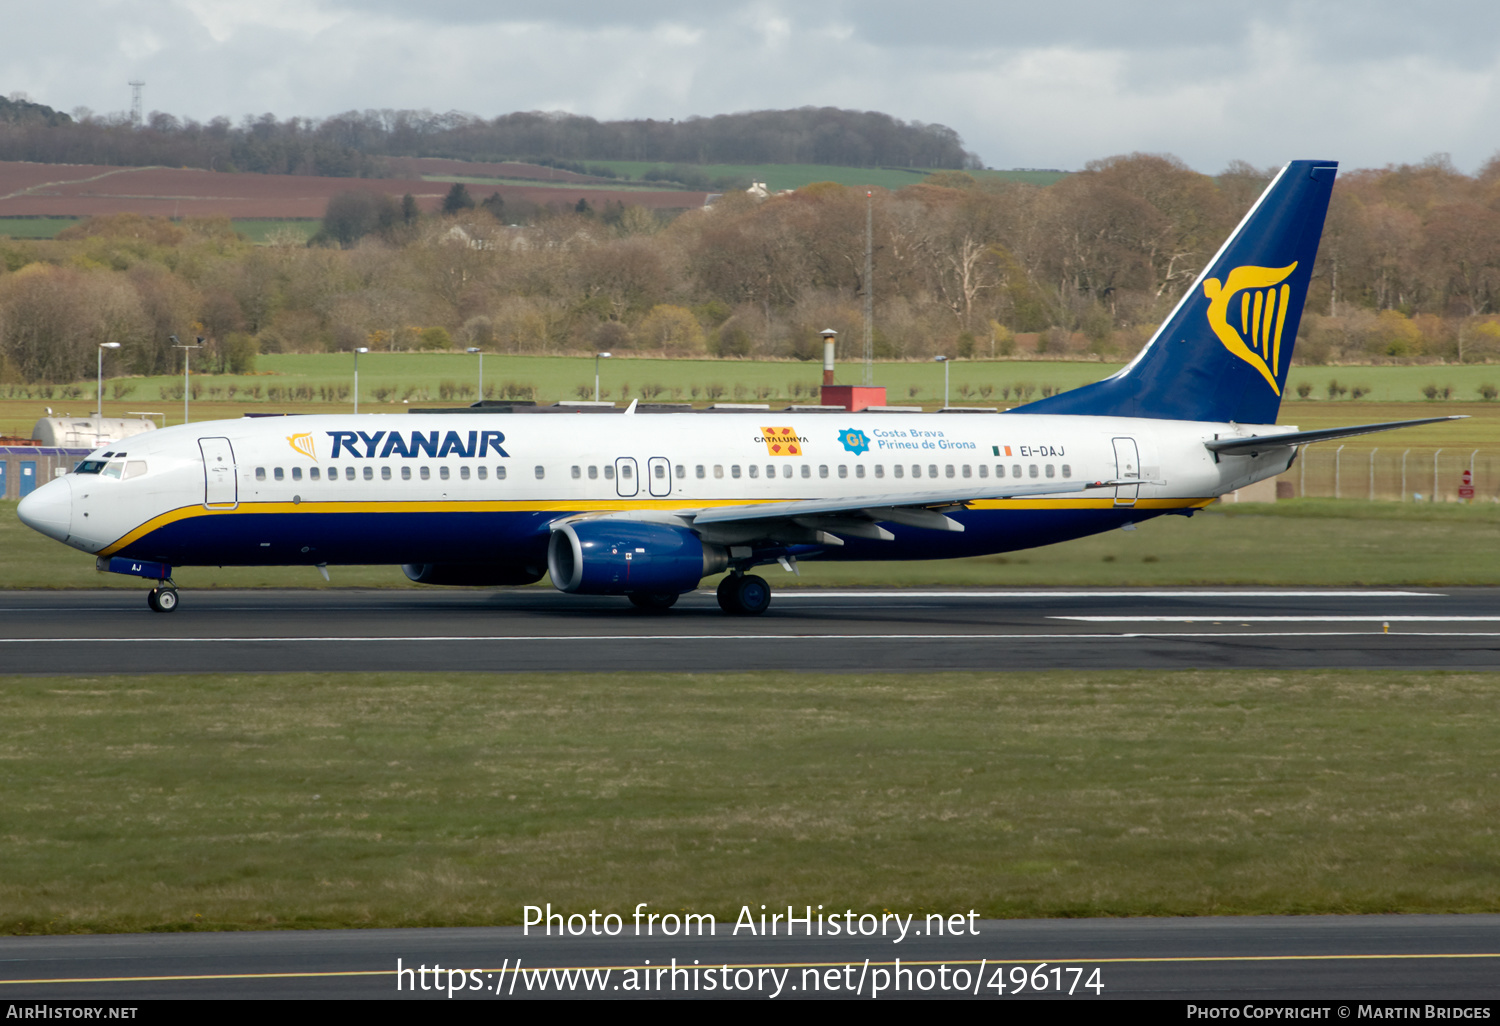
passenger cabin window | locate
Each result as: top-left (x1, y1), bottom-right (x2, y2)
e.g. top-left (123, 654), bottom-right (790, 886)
top-left (978, 465), bottom-right (988, 478)
top-left (731, 465), bottom-right (741, 479)
top-left (714, 465), bottom-right (724, 479)
top-left (292, 467), bottom-right (302, 481)
top-left (893, 465), bottom-right (903, 478)
top-left (310, 467), bottom-right (321, 481)
top-left (961, 465), bottom-right (971, 478)
top-left (1029, 464), bottom-right (1039, 478)
top-left (460, 466), bottom-right (470, 480)
top-left (819, 465), bottom-right (829, 478)
top-left (1062, 465), bottom-right (1072, 478)
top-left (696, 465), bottom-right (706, 479)
top-left (439, 466), bottom-right (449, 481)
top-left (382, 466), bottom-right (392, 480)
top-left (496, 466), bottom-right (507, 480)
top-left (748, 465), bottom-right (759, 479)
top-left (364, 466), bottom-right (374, 480)
top-left (764, 465), bottom-right (774, 479)
top-left (273, 467), bottom-right (283, 481)
top-left (571, 466), bottom-right (581, 479)
top-left (255, 467), bottom-right (266, 481)
top-left (420, 467), bottom-right (430, 480)
top-left (675, 465), bottom-right (685, 479)
top-left (401, 466), bottom-right (411, 480)
top-left (604, 465), bottom-right (614, 480)
top-left (838, 465), bottom-right (847, 478)
top-left (874, 465), bottom-right (884, 478)
top-left (855, 465), bottom-right (865, 479)
top-left (345, 467), bottom-right (355, 481)
top-left (534, 466), bottom-right (545, 480)
top-left (588, 466), bottom-right (598, 479)
top-left (478, 466), bottom-right (487, 480)
top-left (1045, 464), bottom-right (1055, 478)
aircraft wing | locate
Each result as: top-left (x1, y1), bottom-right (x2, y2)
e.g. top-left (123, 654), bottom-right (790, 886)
top-left (665, 478), bottom-right (1137, 544)
top-left (1205, 416), bottom-right (1465, 456)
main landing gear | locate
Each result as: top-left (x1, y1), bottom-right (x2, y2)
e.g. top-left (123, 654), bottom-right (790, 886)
top-left (717, 573), bottom-right (771, 616)
top-left (147, 583), bottom-right (180, 613)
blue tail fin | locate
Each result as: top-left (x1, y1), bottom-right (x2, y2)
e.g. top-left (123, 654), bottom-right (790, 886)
top-left (1012, 159), bottom-right (1337, 423)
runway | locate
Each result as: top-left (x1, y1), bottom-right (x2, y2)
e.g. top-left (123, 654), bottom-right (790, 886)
top-left (2, 914), bottom-right (1498, 1000)
top-left (0, 587), bottom-right (1498, 673)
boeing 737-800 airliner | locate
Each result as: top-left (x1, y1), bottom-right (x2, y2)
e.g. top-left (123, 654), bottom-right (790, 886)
top-left (15, 160), bottom-right (1458, 614)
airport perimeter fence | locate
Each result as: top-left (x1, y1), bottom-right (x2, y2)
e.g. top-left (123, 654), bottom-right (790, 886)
top-left (1282, 446), bottom-right (1499, 503)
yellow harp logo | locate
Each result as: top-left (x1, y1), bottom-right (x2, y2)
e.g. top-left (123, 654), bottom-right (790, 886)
top-left (287, 432), bottom-right (317, 460)
top-left (1203, 262), bottom-right (1298, 395)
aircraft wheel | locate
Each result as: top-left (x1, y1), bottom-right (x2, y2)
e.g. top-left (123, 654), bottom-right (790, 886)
top-left (720, 574), bottom-right (771, 616)
top-left (628, 591), bottom-right (678, 611)
top-left (146, 588), bottom-right (160, 611)
top-left (153, 588), bottom-right (179, 613)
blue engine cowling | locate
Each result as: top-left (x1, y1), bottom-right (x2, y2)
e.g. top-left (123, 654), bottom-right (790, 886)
top-left (548, 520), bottom-right (727, 595)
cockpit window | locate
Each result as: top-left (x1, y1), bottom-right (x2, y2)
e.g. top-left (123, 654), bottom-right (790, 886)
top-left (75, 460), bottom-right (107, 475)
top-left (100, 461), bottom-right (124, 479)
top-left (124, 461), bottom-right (147, 480)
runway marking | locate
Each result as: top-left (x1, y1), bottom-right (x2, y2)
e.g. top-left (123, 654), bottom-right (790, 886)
top-left (6, 951), bottom-right (1499, 987)
top-left (2, 632), bottom-right (1500, 644)
top-left (1059, 616), bottom-right (1500, 623)
top-left (760, 590), bottom-right (1440, 599)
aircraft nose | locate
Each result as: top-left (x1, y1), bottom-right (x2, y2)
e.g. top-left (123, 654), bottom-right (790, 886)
top-left (17, 476), bottom-right (72, 543)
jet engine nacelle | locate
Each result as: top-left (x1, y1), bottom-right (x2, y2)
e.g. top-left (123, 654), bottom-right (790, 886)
top-left (402, 562), bottom-right (546, 586)
top-left (547, 520), bottom-right (727, 595)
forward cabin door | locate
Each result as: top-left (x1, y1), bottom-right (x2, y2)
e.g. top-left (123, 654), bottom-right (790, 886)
top-left (199, 437), bottom-right (238, 509)
top-left (1112, 437), bottom-right (1140, 507)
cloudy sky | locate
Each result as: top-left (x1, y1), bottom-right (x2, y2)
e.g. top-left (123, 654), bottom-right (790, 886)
top-left (7, 0), bottom-right (1500, 173)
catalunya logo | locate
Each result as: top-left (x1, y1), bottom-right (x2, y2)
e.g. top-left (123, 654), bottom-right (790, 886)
top-left (1202, 262), bottom-right (1298, 395)
top-left (757, 427), bottom-right (806, 456)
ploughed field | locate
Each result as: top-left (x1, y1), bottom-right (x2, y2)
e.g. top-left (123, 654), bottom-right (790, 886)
top-left (0, 161), bottom-right (709, 220)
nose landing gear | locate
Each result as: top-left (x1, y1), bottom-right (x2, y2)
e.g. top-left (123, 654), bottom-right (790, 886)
top-left (146, 585), bottom-right (179, 613)
top-left (96, 558), bottom-right (181, 613)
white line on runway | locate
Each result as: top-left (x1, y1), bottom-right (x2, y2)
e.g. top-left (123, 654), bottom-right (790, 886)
top-left (2, 631), bottom-right (1499, 643)
top-left (1057, 616), bottom-right (1500, 623)
top-left (735, 590), bottom-right (1440, 599)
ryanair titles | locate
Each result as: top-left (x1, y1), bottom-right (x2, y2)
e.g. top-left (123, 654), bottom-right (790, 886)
top-left (324, 429), bottom-right (510, 460)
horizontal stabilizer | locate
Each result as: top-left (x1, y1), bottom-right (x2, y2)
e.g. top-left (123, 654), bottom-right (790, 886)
top-left (1205, 416), bottom-right (1466, 455)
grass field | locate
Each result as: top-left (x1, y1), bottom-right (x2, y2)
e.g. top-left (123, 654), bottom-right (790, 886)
top-left (0, 217), bottom-right (82, 238)
top-left (2, 499), bottom-right (1496, 590)
top-left (0, 217), bottom-right (315, 243)
top-left (3, 667), bottom-right (1497, 933)
top-left (7, 354), bottom-right (1498, 438)
top-left (584, 162), bottom-right (1067, 192)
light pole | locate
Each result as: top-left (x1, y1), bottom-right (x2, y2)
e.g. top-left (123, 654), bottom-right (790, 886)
top-left (594, 351), bottom-right (611, 402)
top-left (96, 342), bottom-right (120, 420)
top-left (933, 355), bottom-right (949, 408)
top-left (353, 347), bottom-right (369, 413)
top-left (171, 335), bottom-right (202, 425)
top-left (467, 347), bottom-right (484, 401)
